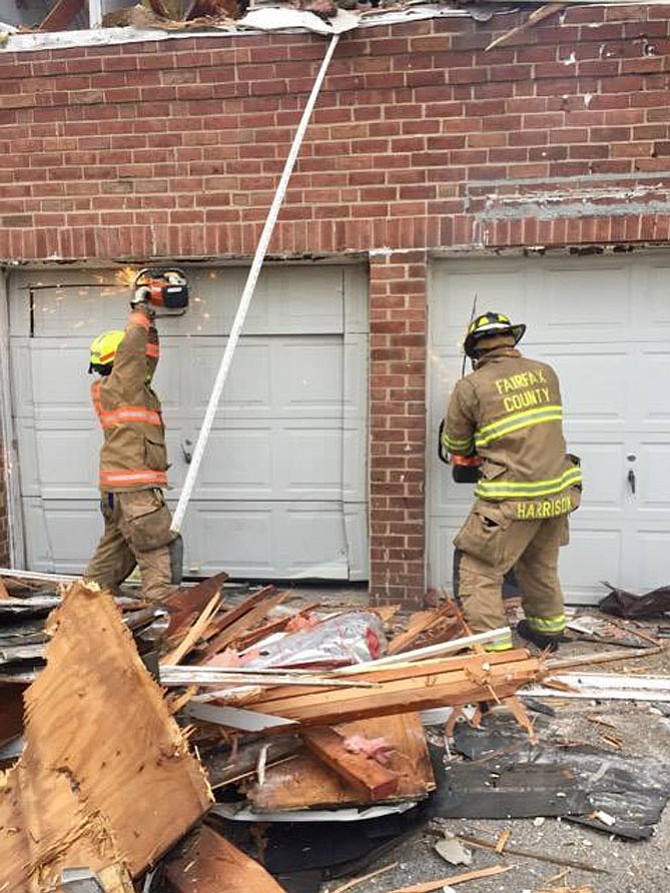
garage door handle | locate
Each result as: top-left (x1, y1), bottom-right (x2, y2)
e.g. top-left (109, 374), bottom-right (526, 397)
top-left (627, 468), bottom-right (636, 495)
top-left (181, 439), bottom-right (193, 464)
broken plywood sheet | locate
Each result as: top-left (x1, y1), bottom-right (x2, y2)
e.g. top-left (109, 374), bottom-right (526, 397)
top-left (164, 824), bottom-right (286, 892)
top-left (247, 713), bottom-right (434, 811)
top-left (0, 582), bottom-right (212, 891)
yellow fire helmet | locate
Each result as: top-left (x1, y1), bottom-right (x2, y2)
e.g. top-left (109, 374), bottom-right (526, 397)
top-left (89, 330), bottom-right (125, 375)
top-left (464, 311), bottom-right (526, 358)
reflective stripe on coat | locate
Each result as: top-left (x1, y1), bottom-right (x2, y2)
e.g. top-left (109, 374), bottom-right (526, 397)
top-left (444, 347), bottom-right (582, 520)
top-left (92, 310), bottom-right (169, 492)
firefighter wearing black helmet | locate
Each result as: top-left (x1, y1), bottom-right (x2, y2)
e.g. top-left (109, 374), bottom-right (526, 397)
top-left (442, 312), bottom-right (582, 652)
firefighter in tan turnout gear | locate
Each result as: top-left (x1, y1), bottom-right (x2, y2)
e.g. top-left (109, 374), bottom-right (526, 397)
top-left (442, 312), bottom-right (582, 652)
top-left (84, 290), bottom-right (182, 603)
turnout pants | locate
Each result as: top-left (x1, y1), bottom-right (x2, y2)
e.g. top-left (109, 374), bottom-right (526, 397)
top-left (84, 489), bottom-right (182, 603)
top-left (453, 505), bottom-right (568, 650)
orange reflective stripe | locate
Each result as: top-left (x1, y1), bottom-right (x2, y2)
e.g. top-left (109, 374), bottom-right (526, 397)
top-left (98, 406), bottom-right (162, 427)
top-left (99, 469), bottom-right (167, 487)
top-left (128, 312), bottom-right (150, 331)
top-left (91, 382), bottom-right (103, 424)
top-left (145, 342), bottom-right (159, 359)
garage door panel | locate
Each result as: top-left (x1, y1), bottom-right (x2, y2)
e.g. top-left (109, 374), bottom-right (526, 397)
top-left (544, 266), bottom-right (631, 329)
top-left (634, 350), bottom-right (670, 424)
top-left (190, 338), bottom-right (343, 418)
top-left (429, 255), bottom-right (670, 601)
top-left (279, 340), bottom-right (343, 411)
top-left (16, 422), bottom-right (99, 499)
top-left (23, 498), bottom-right (102, 573)
top-left (562, 440), bottom-right (625, 509)
top-left (558, 527), bottom-right (623, 603)
top-left (10, 266), bottom-right (368, 581)
top-left (13, 341), bottom-right (90, 420)
top-left (186, 501), bottom-right (349, 579)
top-left (29, 281), bottom-right (128, 338)
top-left (280, 505), bottom-right (349, 578)
top-left (283, 427), bottom-right (342, 495)
top-left (186, 420), bottom-right (344, 501)
top-left (634, 529), bottom-right (670, 591)
top-left (430, 264), bottom-right (530, 343)
top-left (532, 349), bottom-right (629, 423)
top-left (635, 442), bottom-right (670, 510)
top-left (186, 267), bottom-right (345, 336)
top-left (191, 341), bottom-right (272, 413)
top-left (643, 264), bottom-right (670, 333)
top-left (194, 428), bottom-right (273, 496)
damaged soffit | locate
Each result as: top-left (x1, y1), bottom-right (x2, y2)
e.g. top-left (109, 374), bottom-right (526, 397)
top-left (0, 0), bottom-right (611, 53)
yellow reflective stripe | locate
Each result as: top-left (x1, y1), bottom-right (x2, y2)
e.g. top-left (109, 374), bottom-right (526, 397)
top-left (527, 615), bottom-right (566, 633)
top-left (475, 405), bottom-right (563, 448)
top-left (484, 636), bottom-right (513, 653)
top-left (475, 466), bottom-right (582, 500)
top-left (441, 430), bottom-right (475, 452)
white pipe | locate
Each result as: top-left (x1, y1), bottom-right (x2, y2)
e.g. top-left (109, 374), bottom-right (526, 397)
top-left (88, 0), bottom-right (103, 28)
top-left (171, 33), bottom-right (341, 533)
top-left (334, 627), bottom-right (513, 673)
top-left (0, 567), bottom-right (79, 582)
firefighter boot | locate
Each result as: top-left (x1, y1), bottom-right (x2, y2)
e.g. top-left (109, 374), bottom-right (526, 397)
top-left (516, 619), bottom-right (564, 653)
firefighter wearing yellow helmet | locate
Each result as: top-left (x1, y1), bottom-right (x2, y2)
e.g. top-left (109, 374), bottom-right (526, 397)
top-left (442, 312), bottom-right (582, 652)
top-left (83, 292), bottom-right (182, 603)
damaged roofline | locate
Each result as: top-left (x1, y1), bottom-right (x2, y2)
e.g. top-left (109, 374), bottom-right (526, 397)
top-left (0, 251), bottom-right (368, 272)
top-left (1, 4), bottom-right (493, 53)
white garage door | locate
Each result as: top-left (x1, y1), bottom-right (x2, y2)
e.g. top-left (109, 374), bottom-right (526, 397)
top-left (9, 265), bottom-right (369, 580)
top-left (428, 254), bottom-right (670, 604)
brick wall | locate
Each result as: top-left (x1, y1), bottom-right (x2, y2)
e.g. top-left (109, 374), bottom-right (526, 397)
top-left (1, 5), bottom-right (669, 598)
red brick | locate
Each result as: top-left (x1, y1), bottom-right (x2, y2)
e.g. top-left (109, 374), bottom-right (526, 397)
top-left (4, 15), bottom-right (670, 599)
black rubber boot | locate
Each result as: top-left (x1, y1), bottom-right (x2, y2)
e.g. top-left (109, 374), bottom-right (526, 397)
top-left (516, 619), bottom-right (563, 653)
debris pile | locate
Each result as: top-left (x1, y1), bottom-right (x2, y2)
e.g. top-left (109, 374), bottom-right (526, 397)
top-left (0, 574), bottom-right (543, 891)
top-left (1, 574), bottom-right (669, 892)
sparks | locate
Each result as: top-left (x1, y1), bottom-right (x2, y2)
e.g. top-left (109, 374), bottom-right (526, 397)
top-left (115, 266), bottom-right (137, 288)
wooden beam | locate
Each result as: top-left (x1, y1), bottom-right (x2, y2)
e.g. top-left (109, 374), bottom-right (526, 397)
top-left (164, 824), bottom-right (286, 893)
top-left (164, 572), bottom-right (229, 638)
top-left (386, 604), bottom-right (465, 656)
top-left (39, 0), bottom-right (85, 31)
top-left (302, 726), bottom-right (399, 801)
top-left (249, 655), bottom-right (543, 728)
top-left (202, 590), bottom-right (288, 657)
top-left (254, 649), bottom-right (533, 707)
top-left (383, 864), bottom-right (512, 893)
top-left (161, 593), bottom-right (222, 666)
top-left (246, 713), bottom-right (434, 811)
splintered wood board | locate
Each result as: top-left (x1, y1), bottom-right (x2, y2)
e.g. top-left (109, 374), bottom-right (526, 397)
top-left (0, 582), bottom-right (212, 891)
top-left (246, 713), bottom-right (434, 811)
top-left (164, 824), bottom-right (286, 893)
top-left (253, 649), bottom-right (532, 705)
top-left (387, 605), bottom-right (465, 655)
top-left (249, 653), bottom-right (542, 728)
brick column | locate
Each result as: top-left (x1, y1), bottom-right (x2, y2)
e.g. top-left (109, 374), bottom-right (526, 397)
top-left (368, 250), bottom-right (427, 606)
